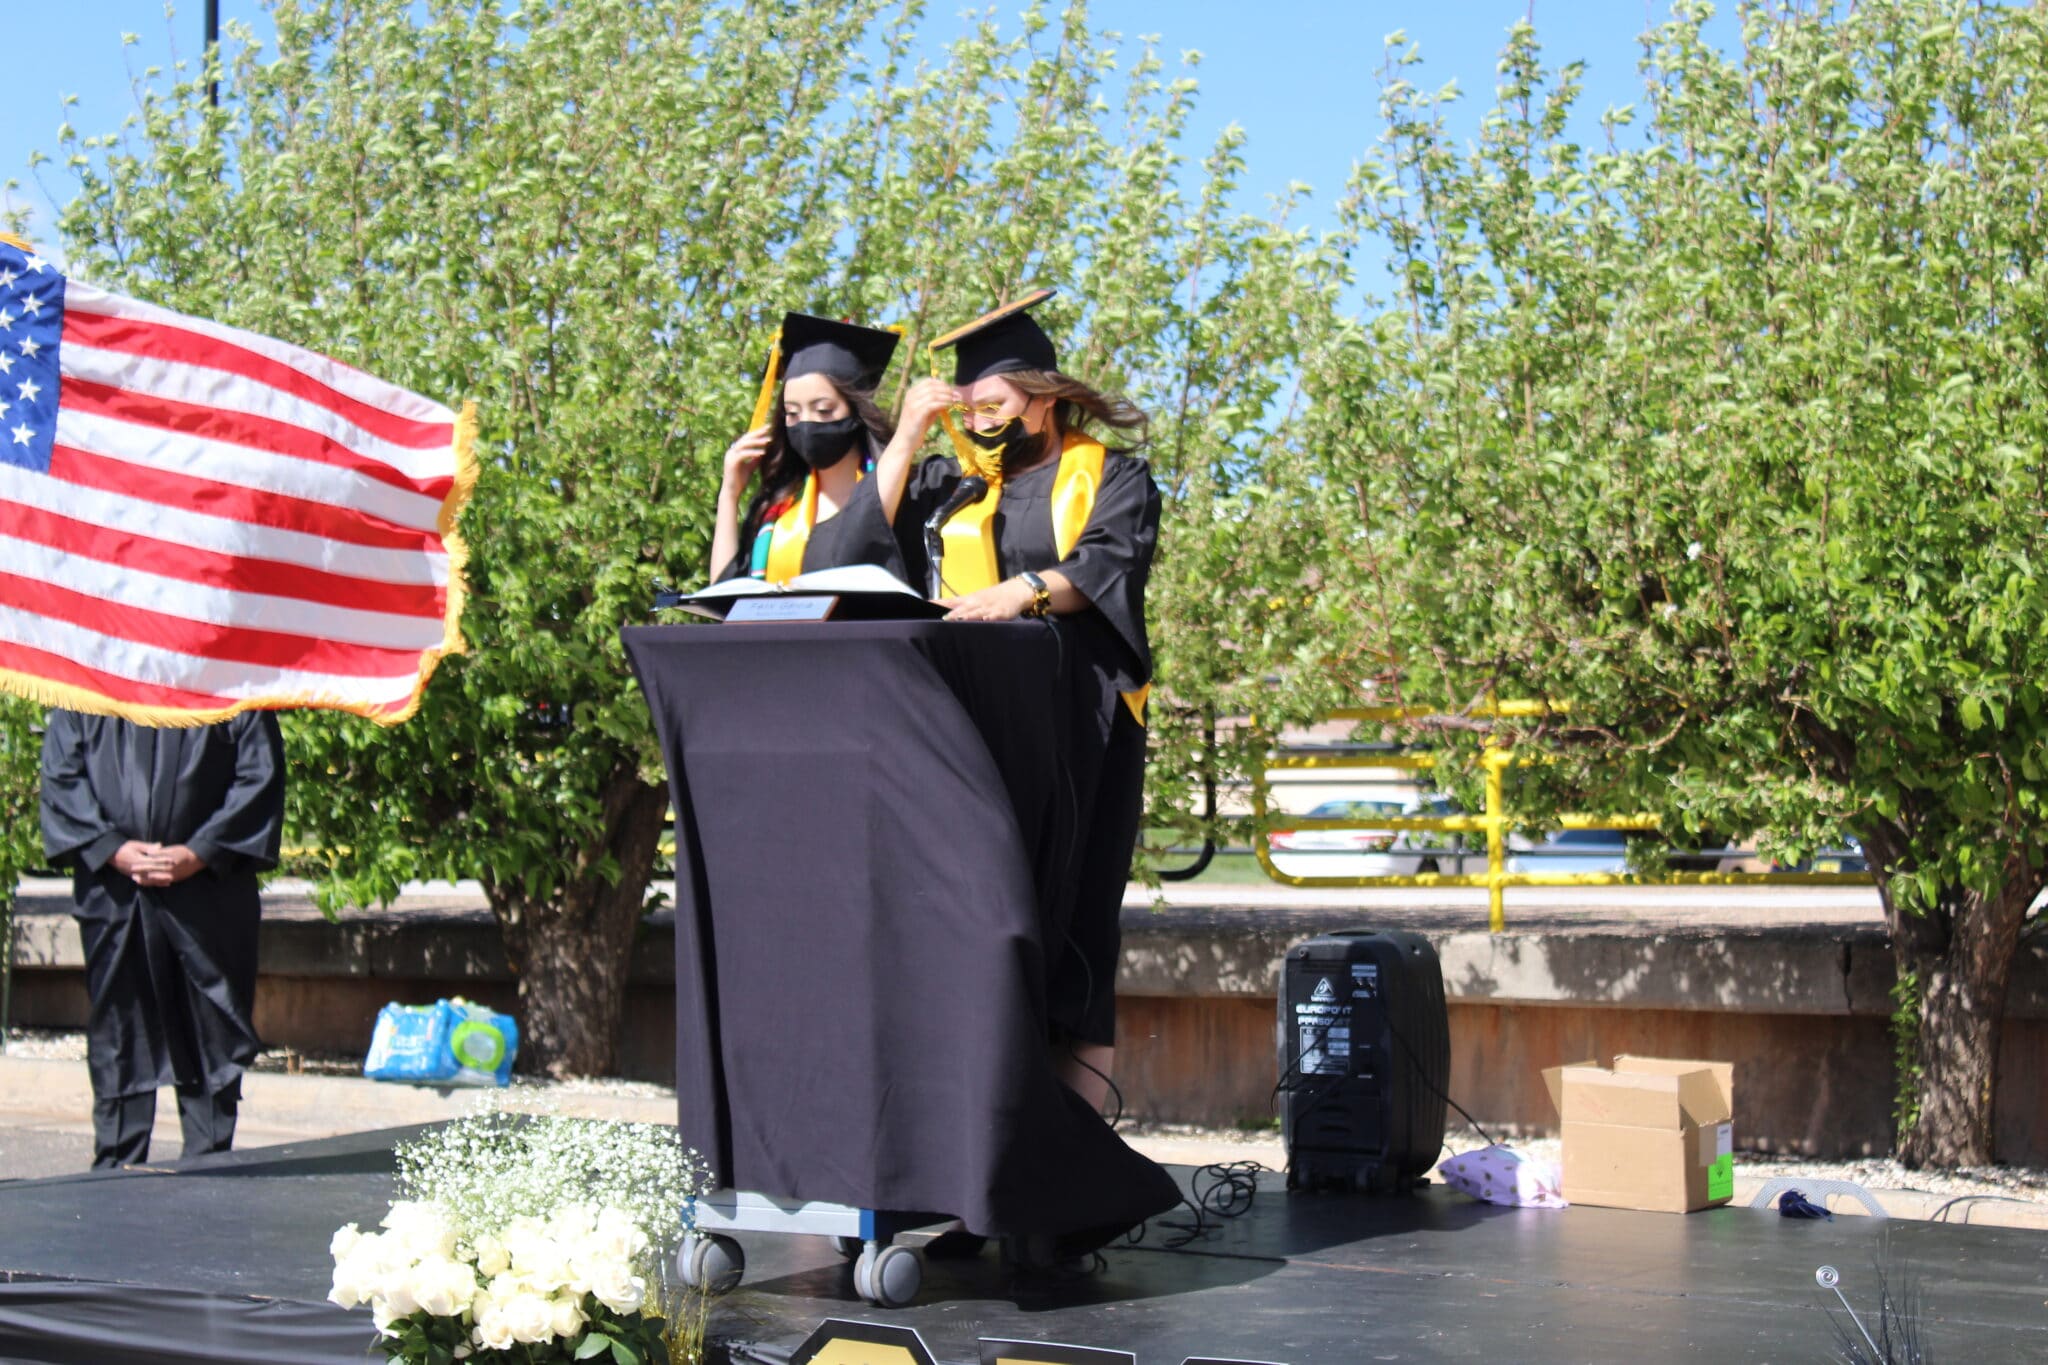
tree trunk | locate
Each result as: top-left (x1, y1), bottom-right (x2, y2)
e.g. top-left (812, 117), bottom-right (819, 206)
top-left (484, 767), bottom-right (668, 1077)
top-left (1881, 852), bottom-right (2038, 1168)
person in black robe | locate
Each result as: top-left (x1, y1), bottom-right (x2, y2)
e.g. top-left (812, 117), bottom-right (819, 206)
top-left (883, 290), bottom-right (1161, 1118)
top-left (39, 710), bottom-right (286, 1168)
top-left (710, 312), bottom-right (917, 584)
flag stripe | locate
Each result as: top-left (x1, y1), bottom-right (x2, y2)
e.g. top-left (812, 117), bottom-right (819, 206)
top-left (0, 569), bottom-right (435, 676)
top-left (0, 637), bottom-right (237, 711)
top-left (62, 295), bottom-right (456, 444)
top-left (1, 500), bottom-right (447, 619)
top-left (59, 372), bottom-right (455, 500)
top-left (0, 603), bottom-right (425, 705)
top-left (48, 445), bottom-right (447, 555)
top-left (55, 408), bottom-right (446, 533)
top-left (61, 338), bottom-right (456, 483)
top-left (0, 459), bottom-right (449, 587)
top-left (0, 536), bottom-right (445, 651)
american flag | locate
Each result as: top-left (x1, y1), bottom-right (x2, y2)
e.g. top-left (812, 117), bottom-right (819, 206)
top-left (0, 234), bottom-right (473, 725)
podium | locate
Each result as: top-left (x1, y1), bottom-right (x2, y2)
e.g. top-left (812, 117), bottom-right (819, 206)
top-left (624, 620), bottom-right (1178, 1257)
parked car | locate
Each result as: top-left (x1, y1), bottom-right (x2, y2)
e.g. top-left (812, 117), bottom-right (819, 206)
top-left (1386, 795), bottom-right (1488, 876)
top-left (1778, 837), bottom-right (1867, 874)
top-left (1266, 799), bottom-right (1405, 878)
top-left (1504, 828), bottom-right (1633, 876)
top-left (1267, 796), bottom-right (1486, 879)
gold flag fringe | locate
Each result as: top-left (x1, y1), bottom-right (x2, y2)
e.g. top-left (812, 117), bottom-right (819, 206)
top-left (0, 400), bottom-right (481, 728)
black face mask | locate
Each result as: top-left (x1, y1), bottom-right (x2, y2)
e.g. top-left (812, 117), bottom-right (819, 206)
top-left (964, 416), bottom-right (1045, 467)
top-left (785, 416), bottom-right (864, 471)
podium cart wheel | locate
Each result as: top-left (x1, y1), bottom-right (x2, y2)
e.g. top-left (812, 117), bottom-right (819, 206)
top-left (832, 1236), bottom-right (864, 1261)
top-left (679, 1232), bottom-right (744, 1295)
top-left (867, 1243), bottom-right (923, 1308)
top-left (852, 1244), bottom-right (877, 1301)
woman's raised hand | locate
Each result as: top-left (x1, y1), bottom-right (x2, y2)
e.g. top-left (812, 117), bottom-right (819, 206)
top-left (898, 378), bottom-right (961, 440)
top-left (721, 426), bottom-right (773, 496)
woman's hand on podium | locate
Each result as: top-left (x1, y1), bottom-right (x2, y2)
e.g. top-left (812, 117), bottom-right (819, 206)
top-left (940, 577), bottom-right (1039, 621)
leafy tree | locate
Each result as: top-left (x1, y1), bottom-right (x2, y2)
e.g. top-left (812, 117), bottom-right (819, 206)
top-left (1274, 0), bottom-right (2048, 1165)
top-left (27, 0), bottom-right (1321, 1074)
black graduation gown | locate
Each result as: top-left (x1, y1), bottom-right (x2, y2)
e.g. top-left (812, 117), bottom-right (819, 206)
top-left (898, 448), bottom-right (1162, 1044)
top-left (715, 468), bottom-right (911, 585)
top-left (39, 711), bottom-right (286, 1099)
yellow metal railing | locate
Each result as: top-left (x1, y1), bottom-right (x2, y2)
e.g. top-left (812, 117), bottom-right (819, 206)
top-left (1250, 705), bottom-right (1872, 932)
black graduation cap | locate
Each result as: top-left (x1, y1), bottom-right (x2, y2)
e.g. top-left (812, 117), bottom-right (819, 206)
top-left (930, 288), bottom-right (1058, 385)
top-left (779, 312), bottom-right (900, 390)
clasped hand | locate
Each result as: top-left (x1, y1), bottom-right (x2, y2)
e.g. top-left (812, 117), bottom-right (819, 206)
top-left (112, 840), bottom-right (206, 886)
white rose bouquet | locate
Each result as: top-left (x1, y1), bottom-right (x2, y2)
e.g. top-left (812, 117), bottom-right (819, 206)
top-left (330, 1108), bottom-right (709, 1365)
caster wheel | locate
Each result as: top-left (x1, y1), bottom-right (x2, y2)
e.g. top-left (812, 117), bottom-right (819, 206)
top-left (868, 1244), bottom-right (923, 1308)
top-left (684, 1232), bottom-right (744, 1295)
top-left (832, 1235), bottom-right (864, 1262)
top-left (852, 1245), bottom-right (877, 1302)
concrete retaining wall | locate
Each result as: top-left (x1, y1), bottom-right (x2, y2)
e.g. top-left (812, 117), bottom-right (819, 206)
top-left (10, 890), bottom-right (2045, 1161)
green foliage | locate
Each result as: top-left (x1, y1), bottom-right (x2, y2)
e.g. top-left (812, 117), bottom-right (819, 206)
top-left (1253, 0), bottom-right (2048, 916)
top-left (1891, 966), bottom-right (1923, 1135)
top-left (0, 699), bottom-right (47, 1038)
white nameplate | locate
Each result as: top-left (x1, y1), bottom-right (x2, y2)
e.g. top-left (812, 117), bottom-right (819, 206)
top-left (726, 594), bottom-right (838, 623)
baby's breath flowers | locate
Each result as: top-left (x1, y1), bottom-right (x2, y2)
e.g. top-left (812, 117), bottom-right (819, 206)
top-left (394, 1102), bottom-right (708, 1257)
top-left (330, 1099), bottom-right (711, 1364)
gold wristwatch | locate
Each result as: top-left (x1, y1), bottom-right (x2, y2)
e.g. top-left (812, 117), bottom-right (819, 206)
top-left (1019, 570), bottom-right (1052, 618)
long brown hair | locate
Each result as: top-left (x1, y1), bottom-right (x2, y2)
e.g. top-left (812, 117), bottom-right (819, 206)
top-left (1001, 369), bottom-right (1149, 454)
top-left (740, 378), bottom-right (896, 542)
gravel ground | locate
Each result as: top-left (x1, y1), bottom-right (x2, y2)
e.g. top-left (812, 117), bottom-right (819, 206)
top-left (0, 1027), bottom-right (679, 1100)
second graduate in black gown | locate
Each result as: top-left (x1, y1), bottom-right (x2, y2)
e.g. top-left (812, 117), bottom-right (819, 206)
top-left (885, 290), bottom-right (1162, 1111)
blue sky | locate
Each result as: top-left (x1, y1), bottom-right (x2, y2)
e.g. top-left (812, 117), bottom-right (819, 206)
top-left (2, 2), bottom-right (1741, 263)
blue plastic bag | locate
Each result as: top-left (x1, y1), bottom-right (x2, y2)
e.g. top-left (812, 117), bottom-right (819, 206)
top-left (363, 997), bottom-right (518, 1087)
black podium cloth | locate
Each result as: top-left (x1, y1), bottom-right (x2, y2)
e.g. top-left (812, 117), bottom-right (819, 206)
top-left (624, 620), bottom-right (1179, 1241)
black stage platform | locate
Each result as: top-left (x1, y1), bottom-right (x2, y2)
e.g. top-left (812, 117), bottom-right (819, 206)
top-left (1, 1129), bottom-right (2043, 1363)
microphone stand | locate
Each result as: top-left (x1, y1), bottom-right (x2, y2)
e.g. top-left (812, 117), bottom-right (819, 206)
top-left (924, 475), bottom-right (989, 599)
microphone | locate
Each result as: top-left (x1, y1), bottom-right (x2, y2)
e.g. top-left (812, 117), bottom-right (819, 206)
top-left (924, 475), bottom-right (989, 599)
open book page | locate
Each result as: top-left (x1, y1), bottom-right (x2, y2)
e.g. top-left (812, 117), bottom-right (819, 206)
top-left (782, 564), bottom-right (924, 597)
top-left (685, 564), bottom-right (923, 602)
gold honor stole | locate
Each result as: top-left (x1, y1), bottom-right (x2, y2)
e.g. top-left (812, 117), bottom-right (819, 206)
top-left (763, 472), bottom-right (820, 584)
top-left (936, 430), bottom-right (1150, 725)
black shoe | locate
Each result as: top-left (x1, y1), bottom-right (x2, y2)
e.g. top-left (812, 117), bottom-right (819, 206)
top-left (923, 1229), bottom-right (989, 1260)
top-left (999, 1234), bottom-right (1102, 1281)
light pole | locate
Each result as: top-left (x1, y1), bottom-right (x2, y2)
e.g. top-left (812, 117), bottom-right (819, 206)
top-left (205, 0), bottom-right (221, 108)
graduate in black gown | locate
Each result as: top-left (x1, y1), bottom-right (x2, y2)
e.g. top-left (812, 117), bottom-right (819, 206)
top-left (883, 290), bottom-right (1161, 1118)
top-left (710, 313), bottom-right (922, 584)
top-left (39, 710), bottom-right (286, 1168)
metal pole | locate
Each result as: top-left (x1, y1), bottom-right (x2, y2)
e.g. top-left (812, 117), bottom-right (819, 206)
top-left (1484, 743), bottom-right (1507, 933)
top-left (0, 894), bottom-right (14, 1053)
top-left (205, 0), bottom-right (221, 108)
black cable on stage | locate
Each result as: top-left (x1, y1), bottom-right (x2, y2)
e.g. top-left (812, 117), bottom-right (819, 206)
top-left (1383, 1014), bottom-right (1498, 1149)
top-left (1127, 1160), bottom-right (1271, 1250)
top-left (1066, 1044), bottom-right (1125, 1129)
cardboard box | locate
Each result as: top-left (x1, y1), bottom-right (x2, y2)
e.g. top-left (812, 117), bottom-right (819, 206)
top-left (1542, 1055), bottom-right (1735, 1213)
